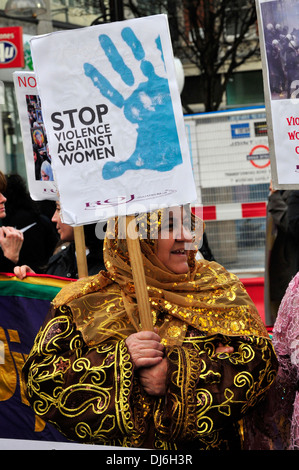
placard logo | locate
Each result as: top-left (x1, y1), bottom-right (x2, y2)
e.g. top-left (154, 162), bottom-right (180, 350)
top-left (0, 41), bottom-right (17, 64)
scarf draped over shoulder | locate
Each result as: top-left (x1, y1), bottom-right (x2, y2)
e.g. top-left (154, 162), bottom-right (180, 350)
top-left (52, 210), bottom-right (268, 347)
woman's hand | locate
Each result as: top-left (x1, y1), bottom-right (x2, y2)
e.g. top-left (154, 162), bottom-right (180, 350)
top-left (138, 357), bottom-right (168, 396)
top-left (0, 227), bottom-right (24, 264)
top-left (125, 330), bottom-right (164, 369)
top-left (215, 342), bottom-right (234, 354)
top-left (14, 265), bottom-right (35, 279)
top-left (125, 330), bottom-right (168, 396)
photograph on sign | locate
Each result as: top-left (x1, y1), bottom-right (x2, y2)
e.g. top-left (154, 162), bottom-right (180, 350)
top-left (13, 72), bottom-right (57, 201)
top-left (30, 14), bottom-right (197, 226)
top-left (256, 0), bottom-right (299, 188)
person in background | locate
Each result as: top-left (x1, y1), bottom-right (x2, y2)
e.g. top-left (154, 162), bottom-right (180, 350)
top-left (197, 232), bottom-right (215, 261)
top-left (0, 171), bottom-right (24, 272)
top-left (245, 272), bottom-right (299, 450)
top-left (14, 200), bottom-right (105, 279)
top-left (271, 273), bottom-right (299, 449)
top-left (3, 173), bottom-right (58, 274)
top-left (22, 205), bottom-right (277, 449)
top-left (287, 189), bottom-right (299, 268)
top-left (264, 183), bottom-right (297, 323)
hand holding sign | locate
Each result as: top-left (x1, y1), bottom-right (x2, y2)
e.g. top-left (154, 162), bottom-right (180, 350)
top-left (84, 27), bottom-right (183, 180)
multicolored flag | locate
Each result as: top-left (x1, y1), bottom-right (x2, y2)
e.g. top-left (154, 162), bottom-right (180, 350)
top-left (0, 272), bottom-right (73, 441)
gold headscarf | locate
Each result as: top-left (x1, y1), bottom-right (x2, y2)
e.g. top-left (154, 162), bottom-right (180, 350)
top-left (52, 207), bottom-right (268, 347)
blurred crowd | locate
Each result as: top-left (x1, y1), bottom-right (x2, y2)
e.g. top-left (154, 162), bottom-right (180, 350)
top-left (0, 171), bottom-right (105, 279)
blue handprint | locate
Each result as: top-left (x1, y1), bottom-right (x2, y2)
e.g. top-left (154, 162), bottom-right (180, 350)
top-left (84, 27), bottom-right (183, 180)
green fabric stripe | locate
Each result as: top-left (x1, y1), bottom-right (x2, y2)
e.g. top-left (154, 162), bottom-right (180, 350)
top-left (0, 280), bottom-right (61, 301)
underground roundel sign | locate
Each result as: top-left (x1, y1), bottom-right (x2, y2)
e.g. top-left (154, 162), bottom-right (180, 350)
top-left (247, 144), bottom-right (270, 169)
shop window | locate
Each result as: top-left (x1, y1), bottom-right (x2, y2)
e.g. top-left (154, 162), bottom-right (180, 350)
top-left (226, 70), bottom-right (265, 107)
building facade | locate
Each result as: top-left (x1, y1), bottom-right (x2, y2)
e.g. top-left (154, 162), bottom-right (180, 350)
top-left (0, 0), bottom-right (266, 179)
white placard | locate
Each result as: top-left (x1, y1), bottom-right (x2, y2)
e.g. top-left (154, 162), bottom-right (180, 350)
top-left (13, 71), bottom-right (57, 200)
top-left (30, 15), bottom-right (197, 225)
top-left (256, 0), bottom-right (299, 188)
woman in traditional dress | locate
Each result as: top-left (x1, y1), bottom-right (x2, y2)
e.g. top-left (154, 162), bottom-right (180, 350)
top-left (271, 272), bottom-right (299, 449)
top-left (22, 205), bottom-right (277, 450)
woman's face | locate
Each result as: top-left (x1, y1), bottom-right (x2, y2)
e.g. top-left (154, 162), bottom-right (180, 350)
top-left (41, 170), bottom-right (49, 181)
top-left (34, 131), bottom-right (43, 146)
top-left (156, 207), bottom-right (193, 274)
top-left (0, 192), bottom-right (7, 219)
top-left (52, 202), bottom-right (74, 242)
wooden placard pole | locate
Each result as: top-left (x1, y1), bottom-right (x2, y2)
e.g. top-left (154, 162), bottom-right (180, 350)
top-left (126, 215), bottom-right (153, 331)
top-left (73, 225), bottom-right (88, 278)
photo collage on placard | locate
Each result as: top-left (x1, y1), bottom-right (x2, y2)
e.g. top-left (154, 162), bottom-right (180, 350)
top-left (261, 0), bottom-right (299, 100)
top-left (26, 94), bottom-right (54, 181)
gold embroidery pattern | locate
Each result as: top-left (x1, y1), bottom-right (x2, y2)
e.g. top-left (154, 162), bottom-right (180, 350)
top-left (153, 334), bottom-right (277, 449)
top-left (23, 309), bottom-right (277, 449)
top-left (23, 308), bottom-right (134, 445)
top-left (114, 340), bottom-right (134, 435)
top-left (22, 209), bottom-right (278, 449)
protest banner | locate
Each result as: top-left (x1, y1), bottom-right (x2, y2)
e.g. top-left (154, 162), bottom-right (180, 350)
top-left (29, 14), bottom-right (197, 226)
top-left (0, 273), bottom-right (73, 442)
top-left (13, 72), bottom-right (88, 278)
top-left (13, 72), bottom-right (57, 201)
top-left (256, 0), bottom-right (299, 188)
top-left (29, 15), bottom-right (198, 328)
